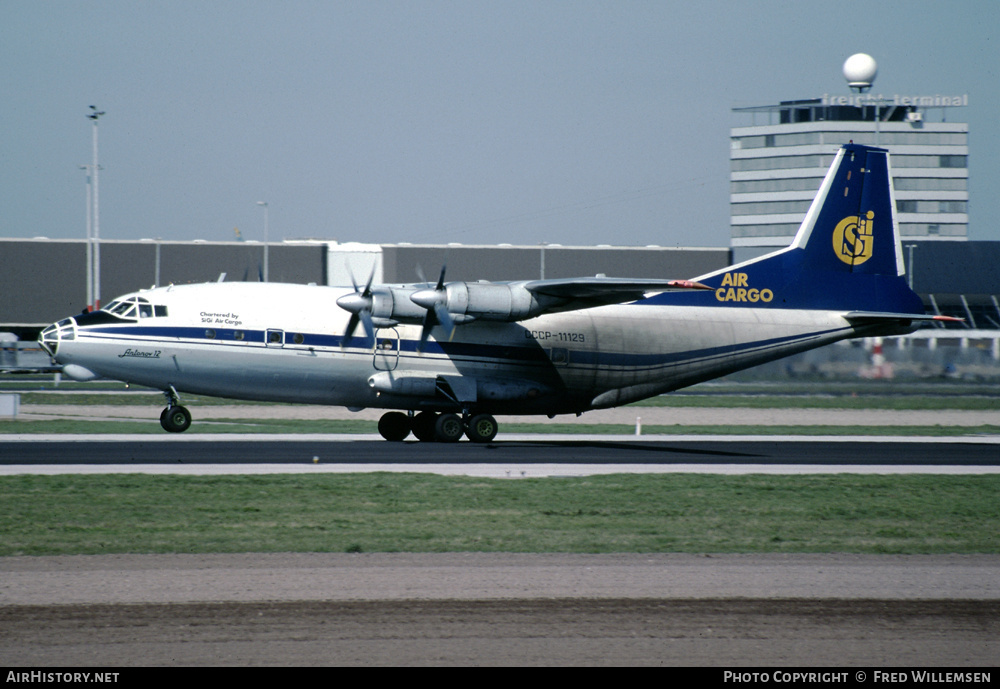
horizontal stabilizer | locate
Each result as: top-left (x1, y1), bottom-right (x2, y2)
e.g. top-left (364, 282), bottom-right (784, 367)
top-left (844, 311), bottom-right (964, 325)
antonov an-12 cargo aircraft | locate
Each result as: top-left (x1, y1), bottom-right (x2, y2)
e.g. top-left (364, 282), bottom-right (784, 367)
top-left (40, 143), bottom-right (955, 441)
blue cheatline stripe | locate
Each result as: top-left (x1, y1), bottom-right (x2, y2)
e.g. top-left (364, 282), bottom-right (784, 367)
top-left (81, 325), bottom-right (555, 364)
top-left (80, 323), bottom-right (851, 374)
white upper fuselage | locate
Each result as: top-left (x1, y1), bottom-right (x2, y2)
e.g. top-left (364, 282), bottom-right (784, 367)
top-left (43, 280), bottom-right (864, 416)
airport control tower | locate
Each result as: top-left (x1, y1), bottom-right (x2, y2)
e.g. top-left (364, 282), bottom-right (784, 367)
top-left (730, 54), bottom-right (969, 261)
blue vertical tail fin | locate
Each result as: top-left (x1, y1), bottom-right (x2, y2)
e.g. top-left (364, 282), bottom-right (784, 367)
top-left (788, 143), bottom-right (903, 276)
top-left (689, 143), bottom-right (924, 314)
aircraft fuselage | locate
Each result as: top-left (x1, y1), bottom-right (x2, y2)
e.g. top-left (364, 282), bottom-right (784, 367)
top-left (44, 280), bottom-right (878, 417)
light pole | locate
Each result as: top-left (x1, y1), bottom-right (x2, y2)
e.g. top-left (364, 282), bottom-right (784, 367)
top-left (88, 105), bottom-right (105, 309)
top-left (79, 164), bottom-right (93, 310)
top-left (256, 201), bottom-right (269, 282)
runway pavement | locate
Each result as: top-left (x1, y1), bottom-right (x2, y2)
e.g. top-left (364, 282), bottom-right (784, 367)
top-left (16, 402), bottom-right (1000, 427)
top-left (2, 435), bottom-right (998, 476)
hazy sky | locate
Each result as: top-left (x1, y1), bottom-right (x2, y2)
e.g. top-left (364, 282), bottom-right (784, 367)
top-left (3, 1), bottom-right (997, 249)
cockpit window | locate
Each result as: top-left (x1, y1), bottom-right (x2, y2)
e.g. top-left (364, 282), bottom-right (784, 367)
top-left (104, 297), bottom-right (166, 320)
top-left (108, 301), bottom-right (137, 318)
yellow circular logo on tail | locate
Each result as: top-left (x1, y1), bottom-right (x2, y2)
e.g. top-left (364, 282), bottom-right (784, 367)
top-left (832, 211), bottom-right (874, 265)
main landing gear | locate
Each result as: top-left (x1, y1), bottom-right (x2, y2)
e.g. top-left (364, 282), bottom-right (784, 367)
top-left (160, 388), bottom-right (192, 433)
top-left (377, 410), bottom-right (499, 443)
top-left (152, 387), bottom-right (499, 441)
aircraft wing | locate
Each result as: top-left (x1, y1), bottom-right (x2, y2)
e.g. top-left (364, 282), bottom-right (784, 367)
top-left (523, 277), bottom-right (711, 307)
top-left (337, 275), bottom-right (713, 334)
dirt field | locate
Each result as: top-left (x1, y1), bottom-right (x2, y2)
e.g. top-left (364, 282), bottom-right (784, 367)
top-left (2, 553), bottom-right (997, 666)
top-left (4, 598), bottom-right (998, 667)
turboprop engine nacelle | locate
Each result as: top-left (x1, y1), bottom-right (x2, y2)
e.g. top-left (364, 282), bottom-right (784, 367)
top-left (410, 281), bottom-right (546, 323)
top-left (339, 281), bottom-right (552, 327)
top-left (337, 285), bottom-right (430, 327)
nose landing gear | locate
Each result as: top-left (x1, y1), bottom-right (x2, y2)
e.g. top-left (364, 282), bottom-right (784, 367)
top-left (160, 405), bottom-right (192, 433)
top-left (160, 388), bottom-right (191, 433)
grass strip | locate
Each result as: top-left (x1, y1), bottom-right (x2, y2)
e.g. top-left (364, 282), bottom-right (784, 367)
top-left (13, 391), bottom-right (1000, 410)
top-left (1, 473), bottom-right (997, 556)
top-left (631, 395), bottom-right (1000, 411)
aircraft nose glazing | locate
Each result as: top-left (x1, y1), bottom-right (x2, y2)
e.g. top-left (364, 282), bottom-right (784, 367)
top-left (38, 318), bottom-right (76, 358)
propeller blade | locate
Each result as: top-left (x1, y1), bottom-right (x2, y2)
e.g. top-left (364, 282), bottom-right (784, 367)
top-left (412, 264), bottom-right (452, 352)
top-left (434, 302), bottom-right (456, 339)
top-left (417, 308), bottom-right (436, 353)
top-left (343, 313), bottom-right (361, 347)
top-left (341, 303), bottom-right (375, 348)
top-left (359, 309), bottom-right (375, 342)
top-left (338, 264), bottom-right (377, 348)
top-left (362, 264), bottom-right (375, 295)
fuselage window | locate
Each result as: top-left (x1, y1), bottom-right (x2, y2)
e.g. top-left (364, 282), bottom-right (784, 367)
top-left (205, 329), bottom-right (216, 339)
top-left (267, 330), bottom-right (283, 345)
top-left (234, 330), bottom-right (245, 341)
top-left (550, 347), bottom-right (569, 365)
top-left (154, 305), bottom-right (168, 317)
top-left (293, 333), bottom-right (305, 345)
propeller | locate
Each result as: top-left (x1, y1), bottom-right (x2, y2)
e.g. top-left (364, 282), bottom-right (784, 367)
top-left (336, 266), bottom-right (377, 347)
top-left (411, 265), bottom-right (456, 352)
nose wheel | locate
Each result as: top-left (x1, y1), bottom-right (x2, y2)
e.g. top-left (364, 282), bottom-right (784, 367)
top-left (160, 405), bottom-right (192, 433)
top-left (159, 387), bottom-right (191, 433)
